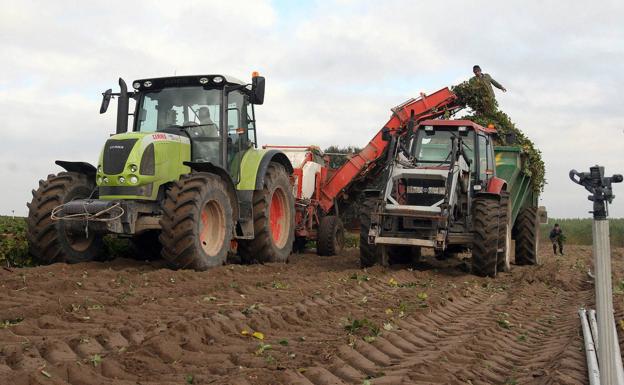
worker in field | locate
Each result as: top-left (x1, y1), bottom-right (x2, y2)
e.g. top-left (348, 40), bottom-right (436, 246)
top-left (549, 223), bottom-right (564, 255)
top-left (471, 65), bottom-right (507, 98)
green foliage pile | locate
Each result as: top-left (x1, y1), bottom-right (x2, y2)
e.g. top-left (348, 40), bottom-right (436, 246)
top-left (0, 216), bottom-right (32, 267)
top-left (540, 218), bottom-right (624, 247)
top-left (452, 80), bottom-right (546, 193)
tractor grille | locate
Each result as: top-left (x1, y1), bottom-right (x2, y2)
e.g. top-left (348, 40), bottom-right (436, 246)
top-left (102, 139), bottom-right (138, 175)
top-left (405, 178), bottom-right (446, 206)
top-left (99, 183), bottom-right (153, 197)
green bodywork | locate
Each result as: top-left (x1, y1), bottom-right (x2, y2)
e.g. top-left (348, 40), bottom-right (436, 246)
top-left (97, 132), bottom-right (279, 201)
top-left (97, 132), bottom-right (191, 200)
top-left (235, 148), bottom-right (274, 190)
top-left (495, 146), bottom-right (537, 225)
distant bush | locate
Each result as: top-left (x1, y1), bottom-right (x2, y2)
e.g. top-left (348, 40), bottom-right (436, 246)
top-left (0, 216), bottom-right (134, 267)
top-left (540, 218), bottom-right (624, 247)
top-left (323, 145), bottom-right (362, 169)
top-left (0, 216), bottom-right (32, 267)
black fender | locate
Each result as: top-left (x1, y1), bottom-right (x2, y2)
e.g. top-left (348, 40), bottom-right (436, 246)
top-left (55, 161), bottom-right (97, 182)
top-left (184, 161), bottom-right (240, 220)
top-left (474, 191), bottom-right (504, 201)
top-left (255, 150), bottom-right (293, 190)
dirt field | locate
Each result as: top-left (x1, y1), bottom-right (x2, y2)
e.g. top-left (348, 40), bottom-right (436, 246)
top-left (1, 244), bottom-right (623, 385)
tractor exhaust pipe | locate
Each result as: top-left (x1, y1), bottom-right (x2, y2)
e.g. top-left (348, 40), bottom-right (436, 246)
top-left (116, 78), bottom-right (129, 134)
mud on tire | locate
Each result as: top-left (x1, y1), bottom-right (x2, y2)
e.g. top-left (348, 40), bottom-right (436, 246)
top-left (160, 173), bottom-right (233, 270)
top-left (471, 196), bottom-right (500, 277)
top-left (317, 215), bottom-right (345, 256)
top-left (238, 162), bottom-right (295, 263)
top-left (27, 172), bottom-right (104, 264)
top-left (514, 206), bottom-right (540, 265)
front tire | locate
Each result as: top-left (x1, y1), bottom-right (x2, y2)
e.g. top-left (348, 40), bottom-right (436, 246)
top-left (317, 215), bottom-right (345, 256)
top-left (471, 196), bottom-right (500, 277)
top-left (238, 162), bottom-right (295, 263)
top-left (160, 173), bottom-right (233, 270)
top-left (26, 172), bottom-right (104, 264)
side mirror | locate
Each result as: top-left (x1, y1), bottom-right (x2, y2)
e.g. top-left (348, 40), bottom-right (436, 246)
top-left (100, 89), bottom-right (112, 114)
top-left (251, 76), bottom-right (265, 105)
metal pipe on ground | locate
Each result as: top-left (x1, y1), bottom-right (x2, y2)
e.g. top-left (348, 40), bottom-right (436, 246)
top-left (580, 308), bottom-right (601, 385)
top-left (588, 309), bottom-right (624, 384)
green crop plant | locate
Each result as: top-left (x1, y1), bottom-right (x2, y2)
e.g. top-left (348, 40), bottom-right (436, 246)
top-left (452, 80), bottom-right (546, 193)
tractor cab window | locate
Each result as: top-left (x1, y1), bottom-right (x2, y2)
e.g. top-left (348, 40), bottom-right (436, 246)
top-left (136, 87), bottom-right (223, 164)
top-left (477, 134), bottom-right (491, 182)
top-left (226, 91), bottom-right (252, 165)
top-left (412, 129), bottom-right (475, 170)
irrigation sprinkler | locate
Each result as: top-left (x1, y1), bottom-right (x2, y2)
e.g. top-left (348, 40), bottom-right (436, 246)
top-left (570, 165), bottom-right (623, 385)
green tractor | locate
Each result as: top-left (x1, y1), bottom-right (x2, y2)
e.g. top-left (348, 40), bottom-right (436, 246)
top-left (27, 73), bottom-right (295, 270)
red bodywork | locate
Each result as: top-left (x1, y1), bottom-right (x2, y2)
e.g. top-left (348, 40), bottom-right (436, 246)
top-left (318, 87), bottom-right (462, 212)
top-left (486, 177), bottom-right (507, 194)
top-left (269, 88), bottom-right (506, 242)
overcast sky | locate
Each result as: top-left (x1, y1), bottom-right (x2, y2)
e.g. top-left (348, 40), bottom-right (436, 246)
top-left (1, 0), bottom-right (623, 218)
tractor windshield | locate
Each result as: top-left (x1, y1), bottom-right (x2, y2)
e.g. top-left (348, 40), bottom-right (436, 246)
top-left (136, 86), bottom-right (224, 164)
top-left (136, 87), bottom-right (222, 133)
top-left (412, 129), bottom-right (475, 169)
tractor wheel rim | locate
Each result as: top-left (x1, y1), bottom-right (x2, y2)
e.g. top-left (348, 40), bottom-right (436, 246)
top-left (270, 187), bottom-right (288, 248)
top-left (199, 200), bottom-right (226, 256)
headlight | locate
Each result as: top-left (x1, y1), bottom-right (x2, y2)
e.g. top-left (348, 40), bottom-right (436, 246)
top-left (132, 82), bottom-right (141, 89)
top-left (103, 177), bottom-right (109, 184)
top-left (129, 164), bottom-right (138, 173)
top-left (199, 77), bottom-right (209, 84)
top-left (213, 76), bottom-right (224, 84)
top-left (97, 176), bottom-right (102, 184)
top-left (97, 165), bottom-right (102, 173)
top-left (118, 176), bottom-right (126, 184)
top-left (143, 81), bottom-right (152, 88)
top-left (129, 175), bottom-right (139, 184)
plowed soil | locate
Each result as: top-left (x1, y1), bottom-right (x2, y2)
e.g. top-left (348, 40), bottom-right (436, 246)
top-left (2, 244), bottom-right (623, 385)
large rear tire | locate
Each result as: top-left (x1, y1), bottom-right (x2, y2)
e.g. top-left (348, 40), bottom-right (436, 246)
top-left (160, 173), bottom-right (233, 270)
top-left (514, 206), bottom-right (540, 265)
top-left (238, 162), bottom-right (295, 263)
top-left (497, 192), bottom-right (512, 273)
top-left (471, 196), bottom-right (499, 277)
top-left (359, 198), bottom-right (381, 268)
top-left (26, 172), bottom-right (104, 264)
top-left (317, 215), bottom-right (345, 256)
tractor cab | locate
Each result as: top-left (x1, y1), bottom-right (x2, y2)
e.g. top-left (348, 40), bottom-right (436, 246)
top-left (409, 120), bottom-right (498, 191)
top-left (96, 74), bottom-right (266, 201)
top-left (129, 75), bottom-right (263, 168)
